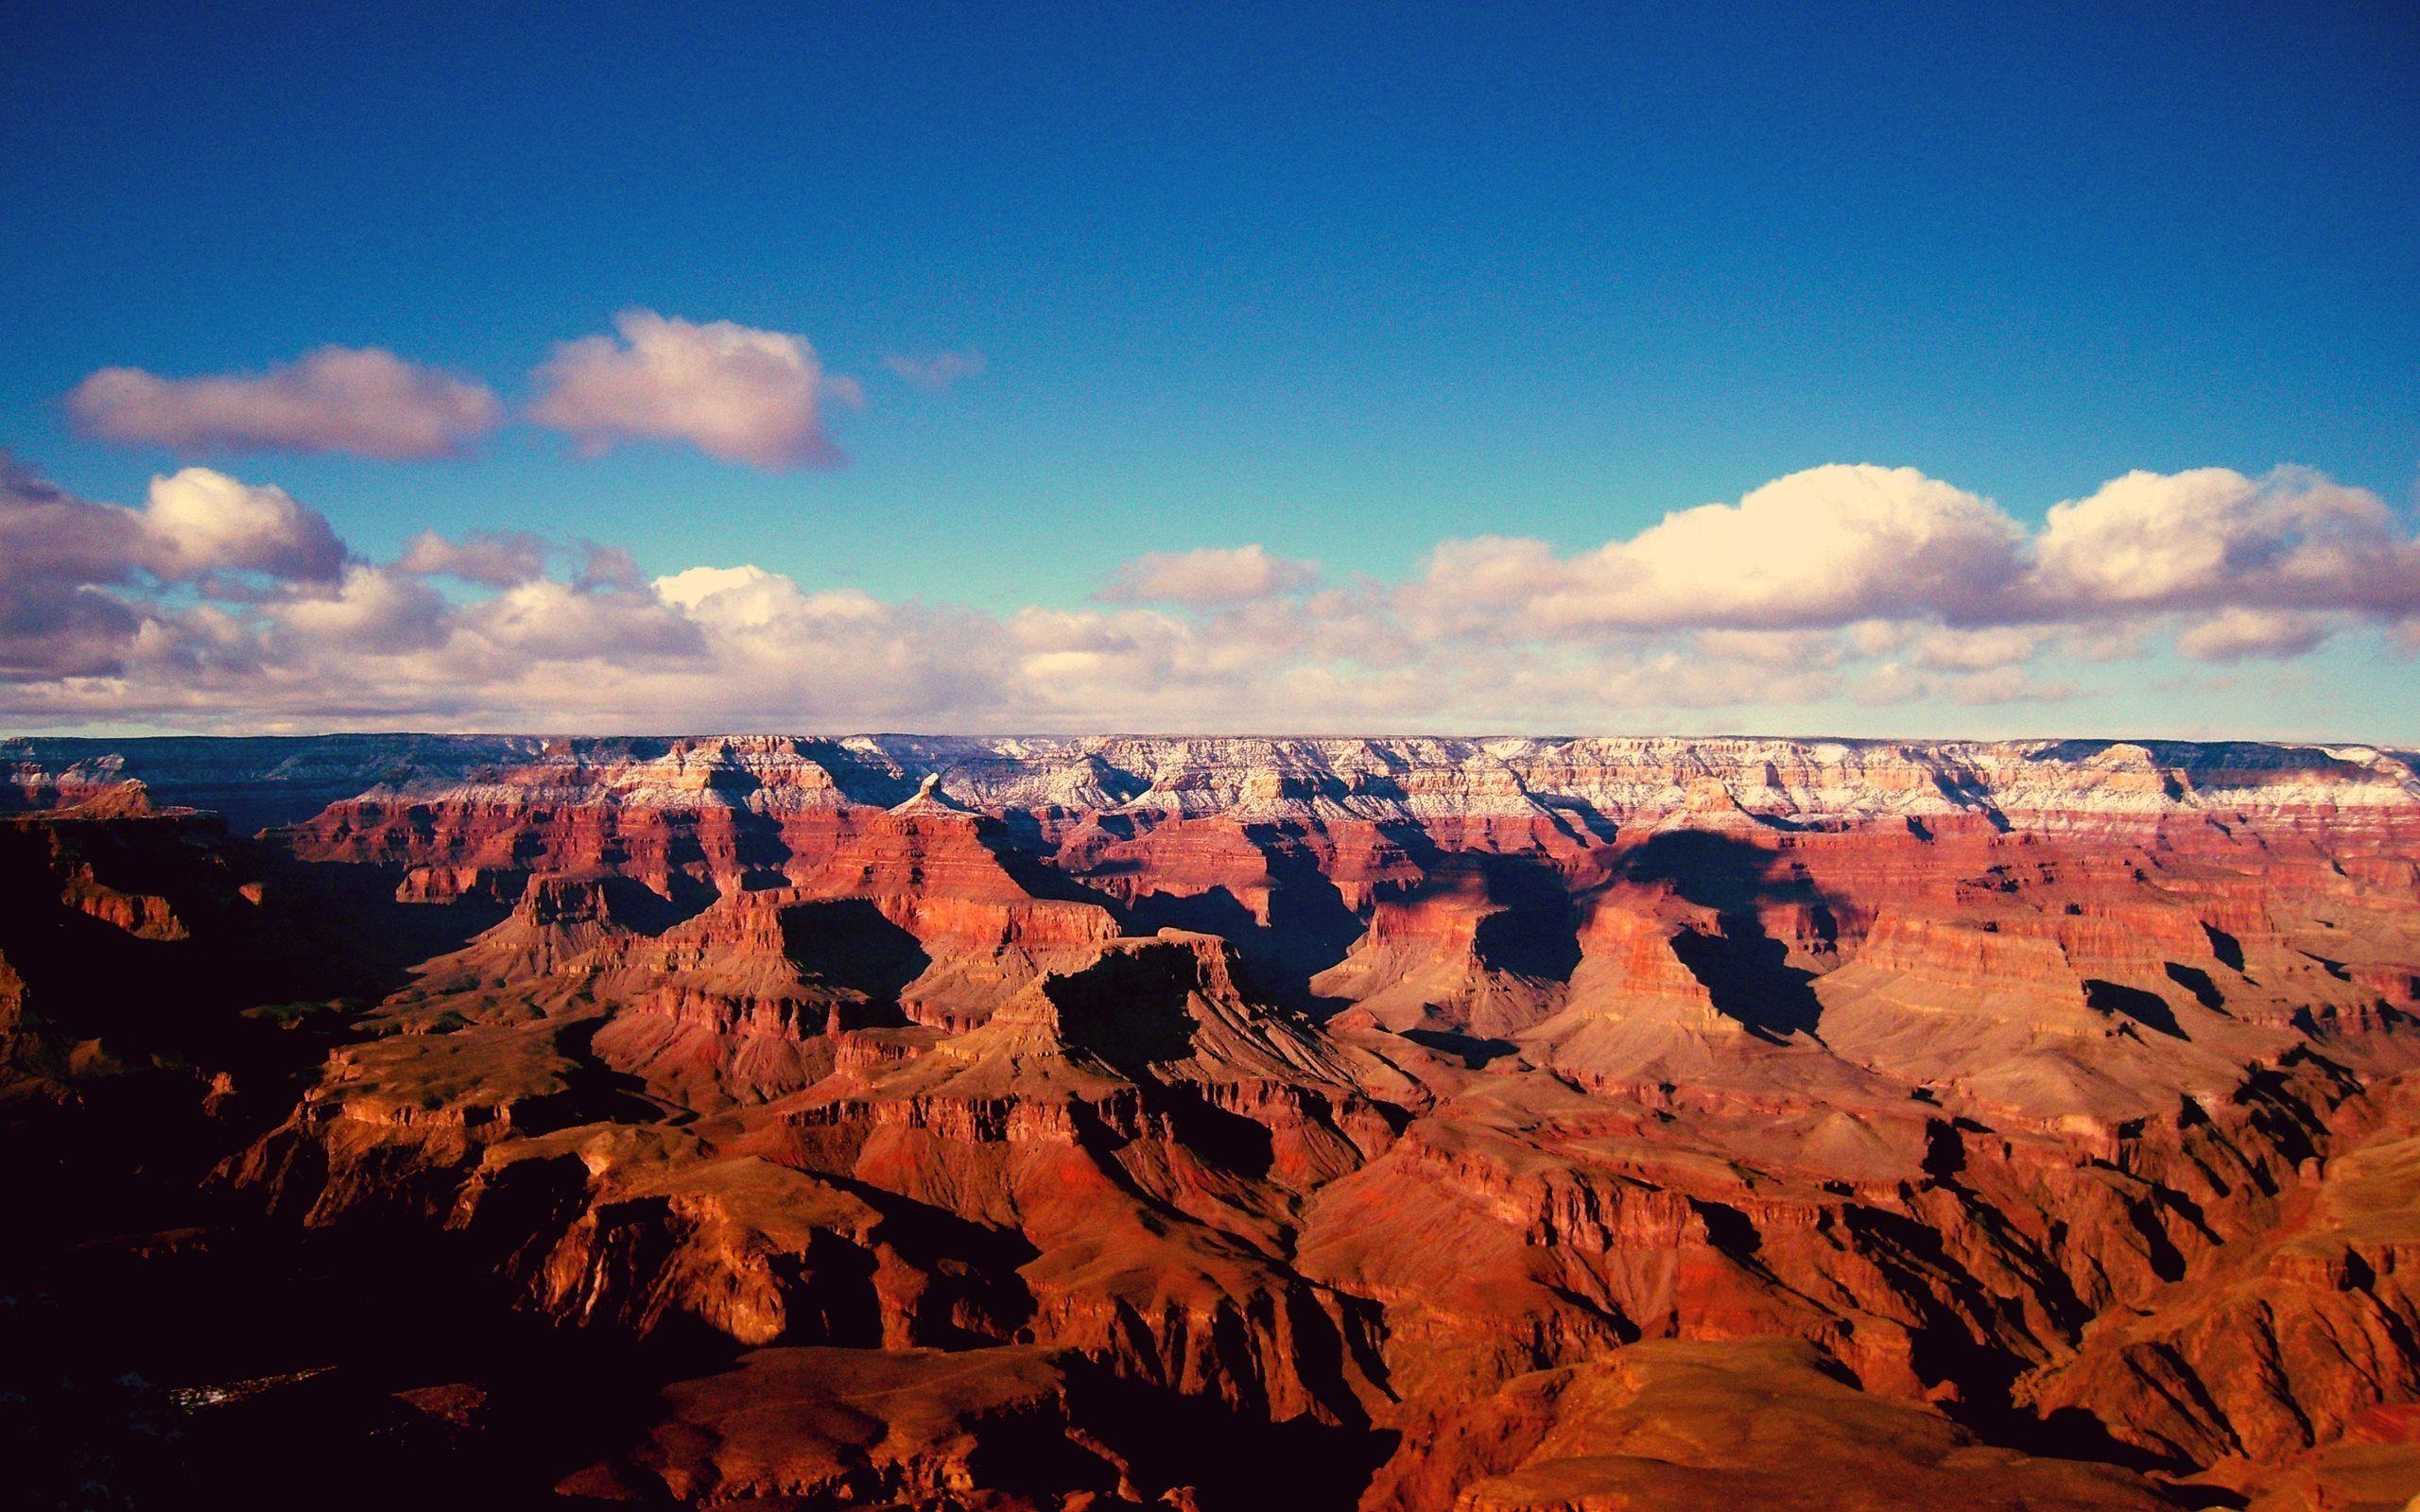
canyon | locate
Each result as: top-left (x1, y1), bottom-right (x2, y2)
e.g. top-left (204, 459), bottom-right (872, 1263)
top-left (5, 732), bottom-right (2419, 1510)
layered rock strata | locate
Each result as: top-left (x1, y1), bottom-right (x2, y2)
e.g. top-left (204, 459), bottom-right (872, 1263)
top-left (4, 733), bottom-right (2417, 1509)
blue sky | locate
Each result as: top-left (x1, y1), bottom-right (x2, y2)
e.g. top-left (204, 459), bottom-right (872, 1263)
top-left (2, 2), bottom-right (2416, 737)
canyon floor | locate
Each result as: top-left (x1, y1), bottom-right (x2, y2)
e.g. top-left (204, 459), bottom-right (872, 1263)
top-left (6, 733), bottom-right (2420, 1511)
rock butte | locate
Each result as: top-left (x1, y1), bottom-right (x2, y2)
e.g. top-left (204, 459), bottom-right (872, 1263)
top-left (4, 733), bottom-right (2418, 1510)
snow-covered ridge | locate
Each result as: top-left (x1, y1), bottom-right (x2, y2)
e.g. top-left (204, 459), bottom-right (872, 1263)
top-left (7, 733), bottom-right (2417, 829)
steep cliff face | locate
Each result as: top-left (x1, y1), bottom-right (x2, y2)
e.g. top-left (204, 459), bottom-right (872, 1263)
top-left (6, 734), bottom-right (2419, 1510)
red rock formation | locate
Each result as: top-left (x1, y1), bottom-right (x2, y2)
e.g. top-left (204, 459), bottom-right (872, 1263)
top-left (1383, 1337), bottom-right (2177, 1512)
top-left (558, 1346), bottom-right (1163, 1507)
top-left (5, 734), bottom-right (2419, 1509)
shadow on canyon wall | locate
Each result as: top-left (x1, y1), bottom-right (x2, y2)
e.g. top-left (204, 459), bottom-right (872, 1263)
top-left (1624, 830), bottom-right (1831, 1041)
top-left (781, 898), bottom-right (932, 1023)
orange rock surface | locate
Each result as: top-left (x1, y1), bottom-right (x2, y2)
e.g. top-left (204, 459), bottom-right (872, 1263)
top-left (5, 733), bottom-right (2419, 1509)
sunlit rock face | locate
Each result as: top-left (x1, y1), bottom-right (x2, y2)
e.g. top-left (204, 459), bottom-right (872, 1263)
top-left (6, 733), bottom-right (2420, 1509)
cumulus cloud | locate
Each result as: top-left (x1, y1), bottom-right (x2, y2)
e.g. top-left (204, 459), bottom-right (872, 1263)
top-left (0, 455), bottom-right (150, 678)
top-left (655, 564), bottom-right (819, 627)
top-left (640, 564), bottom-right (1004, 725)
top-left (1402, 462), bottom-right (2418, 669)
top-left (472, 576), bottom-right (705, 663)
top-left (2026, 467), bottom-right (2420, 618)
top-left (276, 566), bottom-right (453, 651)
top-left (884, 350), bottom-right (986, 390)
top-left (576, 543), bottom-right (648, 593)
top-left (397, 529), bottom-right (552, 587)
top-left (0, 455), bottom-right (2411, 734)
top-left (0, 459), bottom-right (345, 680)
top-left (67, 347), bottom-right (501, 459)
top-left (137, 468), bottom-right (346, 582)
top-left (1096, 544), bottom-right (1320, 605)
top-left (1449, 465), bottom-right (2027, 632)
top-left (529, 310), bottom-right (859, 470)
top-left (2175, 608), bottom-right (2331, 662)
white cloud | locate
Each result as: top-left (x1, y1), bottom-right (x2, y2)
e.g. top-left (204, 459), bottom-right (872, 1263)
top-left (472, 577), bottom-right (706, 662)
top-left (1, 455), bottom-right (2412, 735)
top-left (1913, 626), bottom-right (2048, 672)
top-left (529, 310), bottom-right (858, 470)
top-left (137, 469), bottom-right (347, 583)
top-left (2027, 467), bottom-right (2420, 618)
top-left (653, 564), bottom-right (809, 627)
top-left (1401, 462), bottom-right (2420, 669)
top-left (67, 347), bottom-right (501, 459)
top-left (1851, 662), bottom-right (1932, 707)
top-left (276, 566), bottom-right (452, 651)
top-left (1096, 544), bottom-right (1320, 605)
top-left (2176, 608), bottom-right (2331, 662)
top-left (1520, 465), bottom-right (2025, 631)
